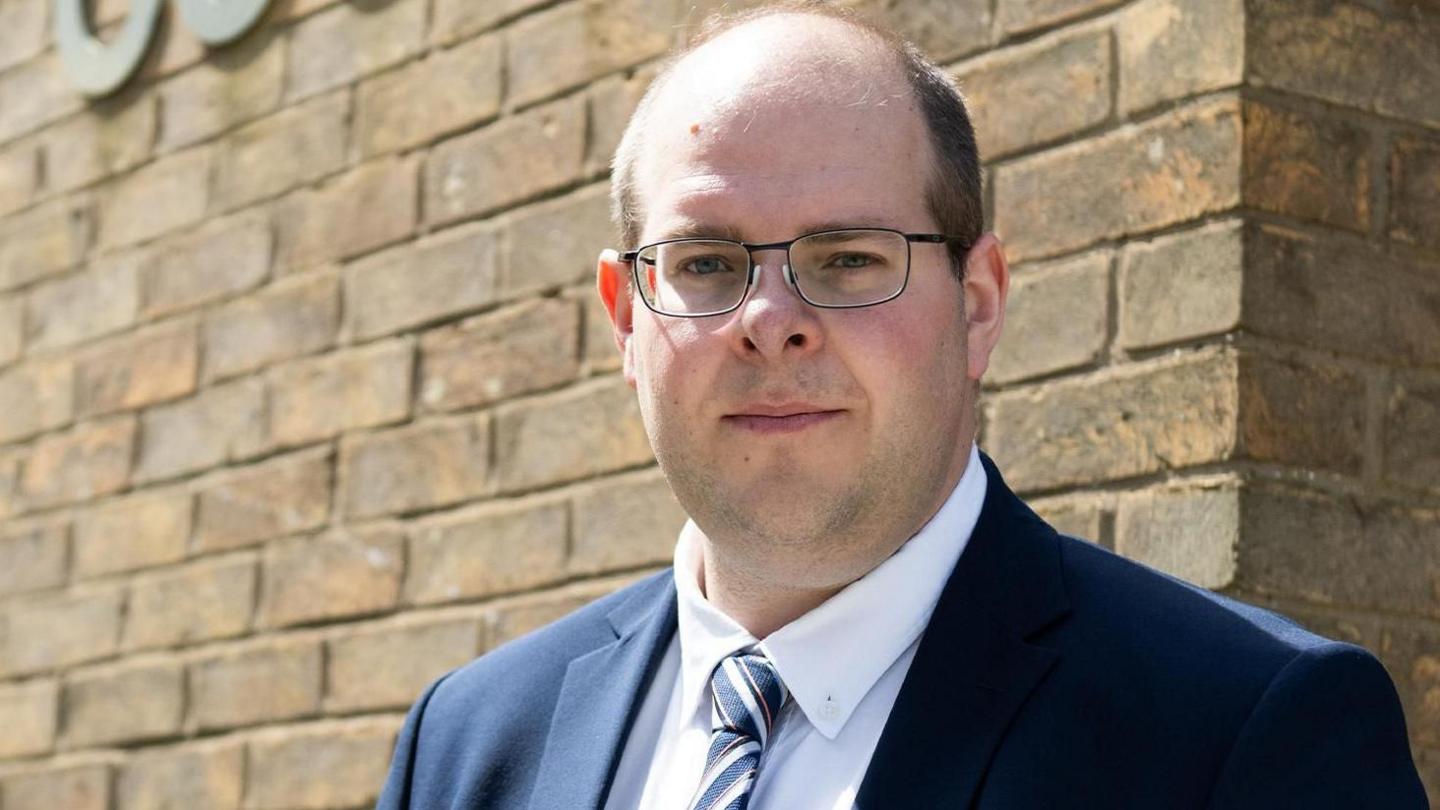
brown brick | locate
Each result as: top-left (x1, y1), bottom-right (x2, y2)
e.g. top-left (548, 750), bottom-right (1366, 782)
top-left (1029, 496), bottom-right (1107, 543)
top-left (39, 96), bottom-right (158, 193)
top-left (490, 581), bottom-right (620, 647)
top-left (1118, 220), bottom-right (1243, 350)
top-left (285, 0), bottom-right (426, 102)
top-left (0, 293), bottom-right (20, 364)
top-left (425, 96), bottom-right (585, 226)
top-left (419, 298), bottom-right (580, 412)
top-left (0, 54), bottom-right (84, 144)
top-left (135, 377), bottom-right (268, 483)
top-left (340, 415), bottom-right (489, 519)
top-left (1248, 0), bottom-right (1440, 128)
top-left (24, 251), bottom-right (140, 351)
top-left (1117, 0), bottom-right (1243, 114)
top-left (2, 762), bottom-right (113, 810)
top-left (0, 678), bottom-right (58, 758)
top-left (500, 183), bottom-right (614, 297)
top-left (213, 91), bottom-right (349, 210)
top-left (258, 526), bottom-right (404, 628)
top-left (142, 5), bottom-right (207, 79)
top-left (325, 615), bottom-right (481, 712)
top-left (575, 286), bottom-right (622, 374)
top-left (1385, 371), bottom-right (1440, 494)
top-left (190, 638), bottom-right (322, 731)
top-left (0, 588), bottom-right (121, 676)
top-left (118, 741), bottom-right (244, 810)
top-left (99, 147), bottom-right (212, 249)
top-left (75, 318), bottom-right (199, 417)
top-left (1242, 100), bottom-right (1370, 232)
top-left (847, 0), bottom-right (992, 62)
top-left (406, 497), bottom-right (567, 605)
top-left (570, 468), bottom-right (685, 576)
top-left (0, 196), bottom-right (91, 293)
top-left (157, 29), bottom-right (285, 152)
top-left (494, 376), bottom-right (654, 493)
top-left (73, 488), bottom-right (191, 579)
top-left (194, 449), bottom-right (332, 553)
top-left (1236, 487), bottom-right (1440, 619)
top-left (996, 0), bottom-right (1125, 35)
top-left (356, 34), bottom-right (502, 157)
top-left (1389, 136), bottom-right (1440, 252)
top-left (0, 445), bottom-right (21, 519)
top-left (988, 250), bottom-right (1109, 385)
top-left (985, 349), bottom-right (1238, 492)
top-left (0, 520), bottom-right (68, 597)
top-left (343, 221), bottom-right (499, 341)
top-left (505, 0), bottom-right (673, 108)
top-left (993, 97), bottom-right (1241, 261)
top-left (0, 356), bottom-right (73, 443)
top-left (431, 0), bottom-right (550, 44)
top-left (203, 271), bottom-right (339, 381)
top-left (953, 27), bottom-right (1110, 160)
top-left (1115, 482), bottom-right (1240, 589)
top-left (244, 717), bottom-right (401, 810)
top-left (584, 66), bottom-right (656, 174)
top-left (1238, 354), bottom-right (1364, 476)
top-left (273, 157), bottom-right (420, 272)
top-left (0, 0), bottom-right (48, 71)
top-left (63, 659), bottom-right (184, 748)
top-left (1244, 224), bottom-right (1440, 367)
top-left (19, 416), bottom-right (136, 510)
top-left (123, 555), bottom-right (257, 650)
top-left (141, 210), bottom-right (272, 317)
top-left (0, 139), bottom-right (39, 217)
top-left (269, 338), bottom-right (413, 447)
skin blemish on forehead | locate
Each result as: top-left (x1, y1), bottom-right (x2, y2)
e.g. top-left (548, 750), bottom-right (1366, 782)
top-left (690, 123), bottom-right (702, 135)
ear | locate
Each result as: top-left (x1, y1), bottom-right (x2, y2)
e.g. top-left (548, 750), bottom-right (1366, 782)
top-left (960, 233), bottom-right (1009, 383)
top-left (596, 249), bottom-right (639, 387)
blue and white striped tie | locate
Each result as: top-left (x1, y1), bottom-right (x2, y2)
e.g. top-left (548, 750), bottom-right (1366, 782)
top-left (687, 653), bottom-right (790, 810)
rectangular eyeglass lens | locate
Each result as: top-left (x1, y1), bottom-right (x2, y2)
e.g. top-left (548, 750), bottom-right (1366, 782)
top-left (792, 230), bottom-right (906, 305)
top-left (644, 241), bottom-right (748, 313)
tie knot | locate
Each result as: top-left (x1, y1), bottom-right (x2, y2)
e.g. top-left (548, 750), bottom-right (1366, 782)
top-left (709, 653), bottom-right (789, 742)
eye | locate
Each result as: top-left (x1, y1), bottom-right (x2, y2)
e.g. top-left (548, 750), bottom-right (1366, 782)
top-left (825, 252), bottom-right (882, 270)
top-left (679, 255), bottom-right (736, 275)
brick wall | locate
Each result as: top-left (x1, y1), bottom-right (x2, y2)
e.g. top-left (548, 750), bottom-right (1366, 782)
top-left (0, 0), bottom-right (1435, 806)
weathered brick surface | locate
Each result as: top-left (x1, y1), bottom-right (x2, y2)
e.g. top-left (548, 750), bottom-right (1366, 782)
top-left (406, 497), bottom-right (568, 605)
top-left (258, 525), bottom-right (404, 628)
top-left (1242, 100), bottom-right (1370, 233)
top-left (269, 338), bottom-right (413, 447)
top-left (0, 0), bottom-right (48, 72)
top-left (0, 588), bottom-right (122, 676)
top-left (505, 0), bottom-right (674, 107)
top-left (24, 251), bottom-right (140, 352)
top-left (1115, 482), bottom-right (1240, 589)
top-left (343, 221), bottom-right (499, 341)
top-left (494, 375), bottom-right (654, 493)
top-left (73, 488), bottom-right (192, 579)
top-left (570, 468), bottom-right (686, 576)
top-left (213, 91), bottom-right (349, 210)
top-left (99, 147), bottom-right (212, 249)
top-left (0, 678), bottom-right (58, 758)
top-left (203, 271), bottom-right (339, 381)
top-left (356, 34), bottom-right (503, 157)
top-left (1238, 354), bottom-right (1365, 476)
top-left (0, 141), bottom-right (37, 218)
top-left (123, 555), bottom-right (257, 650)
top-left (2, 762), bottom-right (113, 810)
top-left (140, 210), bottom-right (272, 318)
top-left (0, 356), bottom-right (74, 443)
top-left (1385, 371), bottom-right (1440, 494)
top-left (0, 197), bottom-right (90, 293)
top-left (500, 183), bottom-right (614, 296)
top-left (419, 298), bottom-right (580, 412)
top-left (584, 67), bottom-right (655, 175)
top-left (117, 741), bottom-right (244, 810)
top-left (19, 416), bottom-right (136, 510)
top-left (38, 96), bottom-right (157, 194)
top-left (0, 293), bottom-right (20, 365)
top-left (1117, 0), bottom-right (1243, 114)
top-left (134, 376), bottom-right (268, 483)
top-left (62, 659), bottom-right (184, 748)
top-left (325, 615), bottom-right (482, 711)
top-left (953, 27), bottom-right (1110, 160)
top-left (190, 638), bottom-right (322, 730)
top-left (0, 54), bottom-right (83, 144)
top-left (74, 318), bottom-right (199, 417)
top-left (273, 156), bottom-right (420, 272)
top-left (1117, 220), bottom-right (1243, 350)
top-left (156, 30), bottom-right (286, 152)
top-left (575, 286), bottom-right (623, 373)
top-left (995, 0), bottom-right (1125, 35)
top-left (244, 717), bottom-right (401, 810)
top-left (193, 449), bottom-right (332, 553)
top-left (993, 97), bottom-right (1242, 261)
top-left (988, 250), bottom-right (1109, 385)
top-left (431, 0), bottom-right (551, 44)
top-left (426, 96), bottom-right (585, 226)
top-left (0, 520), bottom-right (68, 597)
top-left (1389, 136), bottom-right (1440, 252)
top-left (341, 415), bottom-right (490, 519)
top-left (489, 580), bottom-right (627, 647)
top-left (1028, 496), bottom-right (1107, 544)
top-left (285, 0), bottom-right (427, 102)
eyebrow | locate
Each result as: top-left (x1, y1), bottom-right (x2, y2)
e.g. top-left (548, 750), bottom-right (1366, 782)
top-left (651, 219), bottom-right (896, 243)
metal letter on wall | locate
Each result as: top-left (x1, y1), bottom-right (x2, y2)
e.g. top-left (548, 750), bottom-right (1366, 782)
top-left (56, 0), bottom-right (273, 99)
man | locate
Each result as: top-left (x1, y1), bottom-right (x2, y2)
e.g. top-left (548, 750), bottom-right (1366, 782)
top-left (377, 4), bottom-right (1428, 808)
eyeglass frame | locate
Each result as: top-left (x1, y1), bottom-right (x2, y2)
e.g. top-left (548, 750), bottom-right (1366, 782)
top-left (618, 227), bottom-right (967, 318)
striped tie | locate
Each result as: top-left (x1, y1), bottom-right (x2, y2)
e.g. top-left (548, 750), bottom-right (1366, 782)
top-left (687, 653), bottom-right (790, 810)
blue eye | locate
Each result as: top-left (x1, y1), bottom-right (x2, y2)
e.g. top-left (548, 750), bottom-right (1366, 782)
top-left (682, 256), bottom-right (735, 275)
top-left (827, 253), bottom-right (880, 269)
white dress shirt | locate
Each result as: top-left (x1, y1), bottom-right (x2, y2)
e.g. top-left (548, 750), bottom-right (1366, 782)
top-left (604, 444), bottom-right (987, 810)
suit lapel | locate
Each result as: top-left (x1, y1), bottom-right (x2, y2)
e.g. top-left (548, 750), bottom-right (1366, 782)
top-left (525, 574), bottom-right (677, 810)
top-left (856, 454), bottom-right (1072, 808)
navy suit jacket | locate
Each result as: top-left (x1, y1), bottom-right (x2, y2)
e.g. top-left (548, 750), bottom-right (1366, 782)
top-left (377, 455), bottom-right (1428, 808)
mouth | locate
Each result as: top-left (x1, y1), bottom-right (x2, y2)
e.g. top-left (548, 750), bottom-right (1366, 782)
top-left (721, 406), bottom-right (846, 434)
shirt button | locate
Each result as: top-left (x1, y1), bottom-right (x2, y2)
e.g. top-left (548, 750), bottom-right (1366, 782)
top-left (820, 701), bottom-right (840, 719)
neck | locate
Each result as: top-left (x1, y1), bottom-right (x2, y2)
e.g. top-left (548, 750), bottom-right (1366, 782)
top-left (697, 542), bottom-right (848, 639)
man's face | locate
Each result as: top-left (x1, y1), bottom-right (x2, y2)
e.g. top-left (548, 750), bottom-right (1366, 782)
top-left (600, 19), bottom-right (1004, 589)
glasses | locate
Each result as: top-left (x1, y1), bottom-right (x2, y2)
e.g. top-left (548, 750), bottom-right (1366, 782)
top-left (620, 228), bottom-right (961, 318)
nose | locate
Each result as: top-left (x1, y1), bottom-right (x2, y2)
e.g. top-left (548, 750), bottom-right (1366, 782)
top-left (730, 252), bottom-right (823, 360)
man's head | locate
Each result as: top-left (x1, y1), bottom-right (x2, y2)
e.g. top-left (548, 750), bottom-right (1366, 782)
top-left (596, 3), bottom-right (1009, 597)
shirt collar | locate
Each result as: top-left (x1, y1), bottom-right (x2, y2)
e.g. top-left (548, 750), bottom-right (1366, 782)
top-left (672, 443), bottom-right (987, 739)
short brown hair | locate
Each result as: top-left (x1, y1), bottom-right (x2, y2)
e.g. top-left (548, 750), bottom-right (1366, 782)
top-left (609, 0), bottom-right (984, 276)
